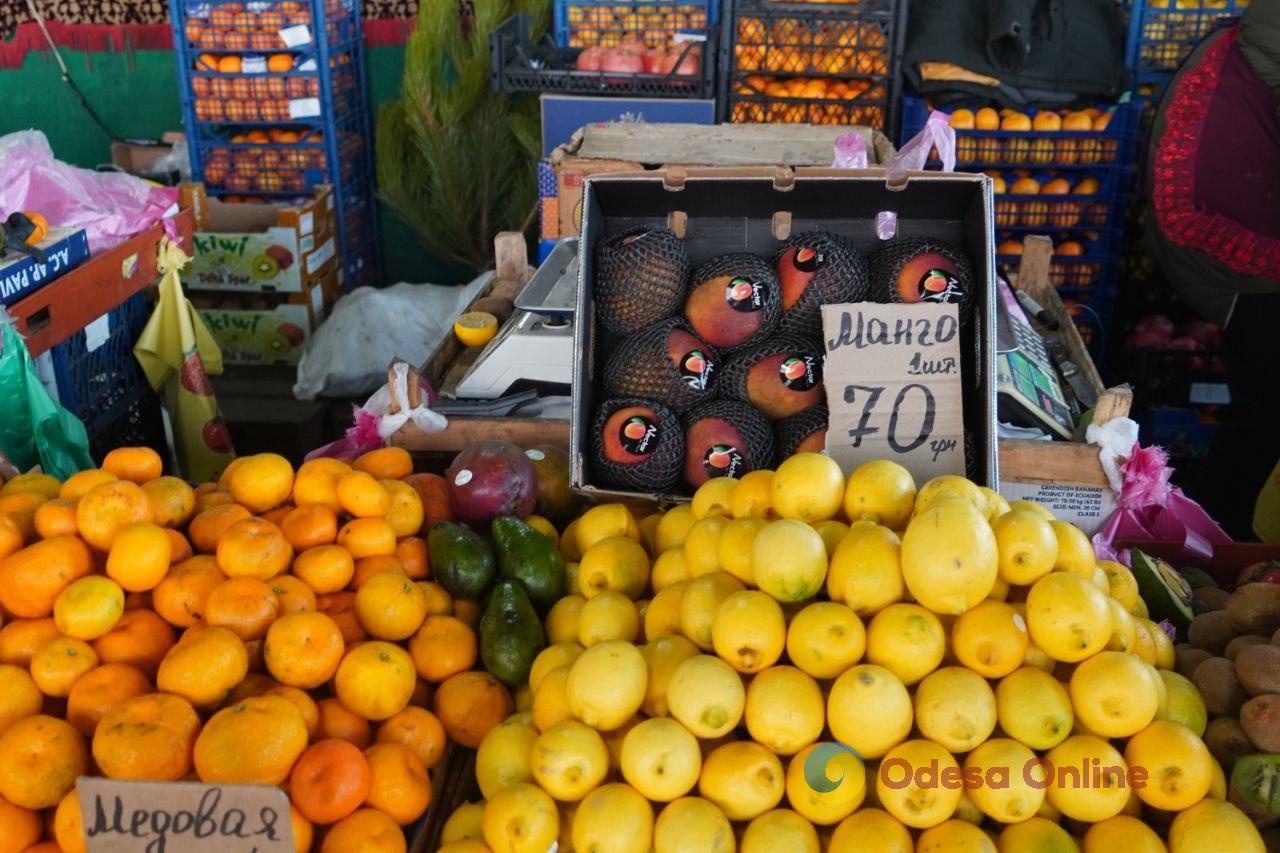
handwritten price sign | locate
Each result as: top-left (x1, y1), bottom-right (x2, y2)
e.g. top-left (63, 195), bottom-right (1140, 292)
top-left (821, 303), bottom-right (966, 482)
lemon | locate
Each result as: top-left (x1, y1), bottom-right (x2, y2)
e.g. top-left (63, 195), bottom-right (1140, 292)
top-left (744, 665), bottom-right (824, 755)
top-left (476, 713), bottom-right (539, 799)
top-left (578, 535), bottom-right (650, 599)
top-left (683, 517), bottom-right (728, 577)
top-left (1125, 719), bottom-right (1215, 811)
top-left (741, 808), bottom-right (820, 853)
top-left (916, 819), bottom-right (996, 852)
top-left (978, 486), bottom-right (1011, 522)
top-left (715, 518), bottom-right (765, 585)
top-left (1131, 595), bottom-right (1149, 618)
top-left (454, 311), bottom-right (499, 347)
top-left (987, 576), bottom-right (1010, 601)
top-left (830, 808), bottom-right (911, 852)
top-left (915, 474), bottom-right (986, 515)
top-left (532, 665), bottom-right (573, 732)
top-left (786, 601), bottom-right (865, 679)
top-left (992, 509), bottom-right (1058, 585)
top-left (1105, 598), bottom-right (1136, 653)
top-left (995, 666), bottom-right (1073, 750)
top-left (560, 520), bottom-right (582, 561)
top-left (572, 783), bottom-right (653, 853)
top-left (1007, 499), bottom-right (1054, 520)
top-left (566, 640), bottom-right (647, 731)
top-left (600, 715), bottom-right (642, 773)
top-left (655, 505), bottom-right (696, 553)
top-left (712, 590), bottom-right (785, 673)
top-left (826, 520), bottom-right (903, 616)
top-left (1145, 618), bottom-right (1176, 669)
top-left (529, 643), bottom-right (584, 693)
top-left (545, 595), bottom-right (585, 645)
top-left (730, 469), bottom-right (775, 519)
top-left (913, 667), bottom-right (997, 752)
top-left (554, 801), bottom-right (578, 853)
top-left (666, 654), bottom-right (744, 739)
top-left (1209, 757), bottom-right (1226, 800)
top-left (637, 513), bottom-right (660, 554)
top-left (1099, 560), bottom-right (1139, 610)
top-left (564, 562), bottom-right (580, 596)
top-left (865, 603), bottom-right (946, 685)
top-left (813, 519), bottom-right (850, 558)
top-left (644, 584), bottom-right (686, 640)
top-left (441, 801), bottom-right (485, 844)
top-left (1050, 520), bottom-right (1096, 575)
top-left (1025, 572), bottom-right (1111, 662)
top-left (997, 816), bottom-right (1078, 852)
top-left (1157, 670), bottom-right (1207, 735)
top-left (640, 634), bottom-right (699, 718)
top-left (827, 664), bottom-right (913, 759)
top-left (653, 797), bottom-right (734, 853)
top-left (698, 741), bottom-right (785, 821)
top-left (962, 738), bottom-right (1043, 823)
top-left (950, 600), bottom-right (1028, 678)
top-left (651, 548), bottom-right (691, 592)
top-left (530, 719), bottom-right (608, 801)
top-left (902, 494), bottom-right (998, 614)
top-left (577, 590), bottom-right (640, 647)
top-left (515, 683), bottom-right (532, 713)
top-left (842, 459), bottom-right (916, 529)
top-left (575, 504), bottom-right (641, 553)
top-left (1068, 650), bottom-right (1159, 738)
top-left (482, 783), bottom-right (559, 853)
top-left (1083, 815), bottom-right (1167, 853)
top-left (751, 519), bottom-right (827, 603)
top-left (692, 478), bottom-right (738, 520)
top-left (876, 739), bottom-right (962, 829)
top-left (771, 452), bottom-right (844, 523)
top-left (952, 789), bottom-right (984, 825)
top-left (1043, 735), bottom-right (1130, 822)
top-left (1168, 798), bottom-right (1266, 853)
top-left (785, 742), bottom-right (865, 825)
top-left (1023, 641), bottom-right (1055, 672)
top-left (681, 572), bottom-right (745, 650)
top-left (620, 718), bottom-right (702, 802)
top-left (1130, 618), bottom-right (1157, 665)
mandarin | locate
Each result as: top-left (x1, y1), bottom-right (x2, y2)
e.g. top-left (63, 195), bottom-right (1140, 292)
top-left (141, 476), bottom-right (197, 528)
top-left (322, 808), bottom-right (406, 853)
top-left (193, 695), bottom-right (308, 785)
top-left (156, 624), bottom-right (248, 707)
top-left (0, 535), bottom-right (92, 618)
top-left (91, 609), bottom-right (176, 677)
top-left (216, 517), bottom-right (293, 581)
top-left (435, 671), bottom-right (513, 749)
top-left (30, 637), bottom-right (99, 697)
top-left (106, 522), bottom-right (172, 592)
top-left (188, 503), bottom-right (252, 553)
top-left (316, 698), bottom-right (372, 748)
top-left (151, 556), bottom-right (227, 627)
top-left (409, 615), bottom-right (476, 682)
top-left (377, 706), bottom-right (447, 771)
top-left (269, 575), bottom-right (317, 614)
top-left (294, 545), bottom-right (355, 593)
top-left (0, 664), bottom-right (42, 736)
top-left (0, 715), bottom-right (87, 809)
top-left (0, 618), bottom-right (61, 667)
top-left (91, 692), bottom-right (200, 781)
top-left (289, 738), bottom-right (371, 825)
top-left (380, 479), bottom-right (425, 538)
top-left (364, 741), bottom-right (432, 824)
top-left (205, 577), bottom-right (280, 640)
top-left (337, 517), bottom-right (397, 559)
top-left (101, 447), bottom-right (163, 484)
top-left (65, 663), bottom-right (151, 736)
top-left (33, 498), bottom-right (79, 539)
top-left (228, 453), bottom-right (294, 513)
top-left (264, 611), bottom-right (345, 689)
top-left (292, 458), bottom-right (351, 512)
top-left (395, 536), bottom-right (429, 580)
top-left (337, 471), bottom-right (390, 518)
top-left (353, 447), bottom-right (413, 480)
top-left (76, 481), bottom-right (153, 551)
top-left (58, 469), bottom-right (117, 501)
top-left (334, 641), bottom-right (416, 721)
top-left (280, 503), bottom-right (338, 550)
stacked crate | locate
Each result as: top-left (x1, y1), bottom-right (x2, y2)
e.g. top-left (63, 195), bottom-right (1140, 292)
top-left (170, 0), bottom-right (378, 289)
top-left (719, 0), bottom-right (907, 134)
top-left (901, 98), bottom-right (1140, 356)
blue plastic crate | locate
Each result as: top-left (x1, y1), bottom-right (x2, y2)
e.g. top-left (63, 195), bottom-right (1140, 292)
top-left (49, 292), bottom-right (166, 460)
top-left (1125, 0), bottom-right (1247, 82)
top-left (554, 0), bottom-right (717, 48)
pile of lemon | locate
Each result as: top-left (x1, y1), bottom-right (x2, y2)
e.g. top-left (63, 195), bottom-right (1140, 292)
top-left (439, 453), bottom-right (1266, 853)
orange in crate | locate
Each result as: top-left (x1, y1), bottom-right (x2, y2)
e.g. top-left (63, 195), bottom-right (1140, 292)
top-left (250, 31), bottom-right (279, 50)
top-left (185, 19), bottom-right (206, 44)
top-left (223, 31), bottom-right (250, 51)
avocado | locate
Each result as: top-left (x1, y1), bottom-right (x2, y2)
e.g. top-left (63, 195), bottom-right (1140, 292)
top-left (1181, 567), bottom-right (1218, 590)
top-left (428, 521), bottom-right (496, 600)
top-left (491, 515), bottom-right (567, 610)
top-left (1130, 550), bottom-right (1194, 633)
top-left (480, 579), bottom-right (545, 687)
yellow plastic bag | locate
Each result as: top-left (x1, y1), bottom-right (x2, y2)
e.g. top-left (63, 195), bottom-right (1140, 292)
top-left (1254, 459), bottom-right (1280, 543)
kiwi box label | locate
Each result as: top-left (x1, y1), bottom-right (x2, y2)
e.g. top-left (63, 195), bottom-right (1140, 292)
top-left (821, 303), bottom-right (965, 482)
top-left (78, 777), bottom-right (293, 852)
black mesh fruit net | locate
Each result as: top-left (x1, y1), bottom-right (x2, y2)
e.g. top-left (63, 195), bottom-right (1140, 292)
top-left (718, 333), bottom-right (826, 416)
top-left (684, 253), bottom-right (782, 354)
top-left (681, 399), bottom-right (776, 488)
top-left (774, 405), bottom-right (830, 459)
top-left (602, 317), bottom-right (720, 413)
top-left (594, 225), bottom-right (690, 336)
top-left (591, 397), bottom-right (686, 493)
top-left (869, 237), bottom-right (975, 323)
top-left (773, 231), bottom-right (870, 339)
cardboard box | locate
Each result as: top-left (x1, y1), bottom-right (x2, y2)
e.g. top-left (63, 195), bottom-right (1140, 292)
top-left (570, 168), bottom-right (998, 504)
top-left (0, 227), bottom-right (91, 306)
top-left (110, 135), bottom-right (184, 183)
top-left (183, 186), bottom-right (336, 293)
top-left (193, 267), bottom-right (336, 365)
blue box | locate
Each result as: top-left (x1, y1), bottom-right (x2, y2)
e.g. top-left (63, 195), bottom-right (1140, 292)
top-left (0, 228), bottom-right (91, 306)
top-left (540, 94), bottom-right (716, 157)
top-left (1143, 407), bottom-right (1221, 461)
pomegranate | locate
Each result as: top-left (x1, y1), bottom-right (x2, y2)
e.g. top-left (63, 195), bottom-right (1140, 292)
top-left (576, 47), bottom-right (604, 72)
top-left (446, 441), bottom-right (537, 525)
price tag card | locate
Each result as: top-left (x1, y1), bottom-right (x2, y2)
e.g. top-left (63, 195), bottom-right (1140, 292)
top-left (79, 777), bottom-right (293, 852)
top-left (821, 302), bottom-right (966, 482)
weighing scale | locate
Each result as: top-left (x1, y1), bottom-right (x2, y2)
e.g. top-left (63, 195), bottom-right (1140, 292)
top-left (454, 238), bottom-right (579, 399)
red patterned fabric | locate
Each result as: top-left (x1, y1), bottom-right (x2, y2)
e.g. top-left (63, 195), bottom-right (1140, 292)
top-left (1153, 28), bottom-right (1280, 280)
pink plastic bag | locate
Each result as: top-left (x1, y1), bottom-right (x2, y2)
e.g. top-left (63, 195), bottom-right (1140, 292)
top-left (884, 110), bottom-right (956, 183)
top-left (0, 131), bottom-right (178, 253)
top-left (1091, 442), bottom-right (1232, 566)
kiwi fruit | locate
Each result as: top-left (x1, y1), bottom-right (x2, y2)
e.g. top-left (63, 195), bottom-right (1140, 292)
top-left (1241, 694), bottom-right (1280, 752)
top-left (1226, 634), bottom-right (1272, 661)
top-left (684, 253), bottom-right (781, 353)
top-left (591, 398), bottom-right (685, 494)
top-left (595, 225), bottom-right (690, 336)
top-left (1230, 754), bottom-right (1280, 822)
top-left (1193, 656), bottom-right (1250, 717)
top-left (1236, 643), bottom-right (1280, 696)
top-left (603, 317), bottom-right (720, 412)
top-left (1188, 609), bottom-right (1236, 655)
top-left (1204, 717), bottom-right (1256, 771)
top-left (1227, 583), bottom-right (1280, 636)
top-left (772, 231), bottom-right (869, 338)
top-left (1176, 644), bottom-right (1214, 680)
top-left (1193, 586), bottom-right (1230, 612)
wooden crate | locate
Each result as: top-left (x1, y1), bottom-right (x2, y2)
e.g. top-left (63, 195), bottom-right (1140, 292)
top-left (997, 235), bottom-right (1131, 532)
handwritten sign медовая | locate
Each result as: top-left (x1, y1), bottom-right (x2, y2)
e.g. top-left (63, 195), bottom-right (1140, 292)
top-left (78, 777), bottom-right (293, 853)
top-left (821, 302), bottom-right (965, 482)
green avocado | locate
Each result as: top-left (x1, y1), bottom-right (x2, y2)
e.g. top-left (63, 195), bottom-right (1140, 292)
top-left (480, 579), bottom-right (545, 687)
top-left (1130, 550), bottom-right (1195, 632)
top-left (427, 521), bottom-right (495, 600)
top-left (491, 515), bottom-right (566, 610)
top-left (1180, 567), bottom-right (1218, 590)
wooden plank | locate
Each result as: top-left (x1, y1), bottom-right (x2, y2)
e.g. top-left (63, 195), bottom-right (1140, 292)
top-left (999, 438), bottom-right (1110, 486)
top-left (568, 123), bottom-right (895, 167)
top-left (390, 417), bottom-right (570, 453)
top-left (1094, 386), bottom-right (1133, 424)
top-left (1015, 235), bottom-right (1106, 394)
